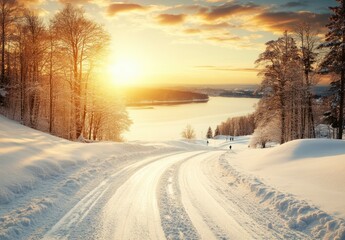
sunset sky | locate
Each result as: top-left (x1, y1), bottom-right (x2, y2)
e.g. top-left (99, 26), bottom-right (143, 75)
top-left (25, 0), bottom-right (331, 85)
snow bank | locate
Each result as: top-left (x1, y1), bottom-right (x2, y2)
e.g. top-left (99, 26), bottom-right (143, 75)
top-left (232, 139), bottom-right (345, 218)
top-left (222, 138), bottom-right (345, 239)
top-left (258, 139), bottom-right (345, 164)
top-left (0, 115), bottom-right (157, 204)
top-left (220, 153), bottom-right (345, 240)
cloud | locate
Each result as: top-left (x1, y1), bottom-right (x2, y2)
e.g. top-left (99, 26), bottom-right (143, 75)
top-left (198, 2), bottom-right (262, 21)
top-left (156, 14), bottom-right (186, 25)
top-left (207, 35), bottom-right (241, 42)
top-left (195, 65), bottom-right (260, 72)
top-left (58, 0), bottom-right (94, 4)
top-left (18, 0), bottom-right (45, 7)
top-left (183, 22), bottom-right (233, 35)
top-left (183, 28), bottom-right (202, 34)
top-left (204, 0), bottom-right (230, 2)
top-left (252, 11), bottom-right (329, 32)
top-left (281, 1), bottom-right (309, 8)
top-left (106, 3), bottom-right (146, 17)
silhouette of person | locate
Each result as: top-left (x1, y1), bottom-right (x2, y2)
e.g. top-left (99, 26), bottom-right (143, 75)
top-left (229, 145), bottom-right (232, 150)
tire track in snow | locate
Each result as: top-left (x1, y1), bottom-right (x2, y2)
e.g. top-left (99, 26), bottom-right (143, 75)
top-left (42, 152), bottom-right (182, 240)
top-left (178, 151), bottom-right (256, 239)
top-left (158, 153), bottom-right (204, 240)
top-left (98, 151), bottom-right (207, 240)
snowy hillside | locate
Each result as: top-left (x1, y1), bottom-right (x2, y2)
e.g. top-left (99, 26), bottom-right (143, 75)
top-left (0, 115), bottom-right (345, 239)
top-left (224, 137), bottom-right (345, 218)
top-left (0, 116), bottom-right (197, 239)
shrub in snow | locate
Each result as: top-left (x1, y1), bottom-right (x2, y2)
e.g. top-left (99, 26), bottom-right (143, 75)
top-left (250, 119), bottom-right (281, 148)
top-left (181, 124), bottom-right (196, 140)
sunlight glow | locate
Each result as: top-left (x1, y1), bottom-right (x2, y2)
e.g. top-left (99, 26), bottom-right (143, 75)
top-left (107, 58), bottom-right (142, 85)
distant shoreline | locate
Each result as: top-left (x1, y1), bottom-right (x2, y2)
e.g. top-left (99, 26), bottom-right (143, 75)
top-left (126, 98), bottom-right (209, 107)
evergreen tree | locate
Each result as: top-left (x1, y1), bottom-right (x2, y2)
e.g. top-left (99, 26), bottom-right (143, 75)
top-left (206, 126), bottom-right (213, 139)
top-left (319, 0), bottom-right (345, 139)
top-left (214, 126), bottom-right (220, 137)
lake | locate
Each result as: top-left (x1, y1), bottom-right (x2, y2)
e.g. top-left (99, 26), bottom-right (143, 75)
top-left (124, 97), bottom-right (259, 141)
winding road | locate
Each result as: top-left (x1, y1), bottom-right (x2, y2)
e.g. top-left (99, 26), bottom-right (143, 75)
top-left (42, 147), bottom-right (309, 240)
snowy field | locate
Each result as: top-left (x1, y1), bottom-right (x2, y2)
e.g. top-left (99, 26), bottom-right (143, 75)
top-left (0, 115), bottom-right (345, 239)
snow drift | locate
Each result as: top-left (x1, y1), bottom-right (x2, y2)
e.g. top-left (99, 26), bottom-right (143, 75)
top-left (223, 137), bottom-right (345, 239)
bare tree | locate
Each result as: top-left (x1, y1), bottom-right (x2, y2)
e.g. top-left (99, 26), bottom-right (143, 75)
top-left (255, 31), bottom-right (302, 143)
top-left (181, 124), bottom-right (196, 140)
top-left (51, 4), bottom-right (110, 139)
top-left (0, 0), bottom-right (17, 105)
top-left (22, 11), bottom-right (47, 128)
top-left (295, 22), bottom-right (319, 138)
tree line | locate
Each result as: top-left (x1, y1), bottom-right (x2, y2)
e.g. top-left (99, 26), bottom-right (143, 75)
top-left (0, 1), bottom-right (131, 141)
top-left (251, 0), bottom-right (345, 147)
top-left (213, 114), bottom-right (255, 138)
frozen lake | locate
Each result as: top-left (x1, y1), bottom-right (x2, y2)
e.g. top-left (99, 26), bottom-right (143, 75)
top-left (124, 97), bottom-right (259, 141)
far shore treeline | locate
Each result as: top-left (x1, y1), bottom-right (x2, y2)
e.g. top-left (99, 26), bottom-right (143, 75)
top-left (124, 88), bottom-right (209, 106)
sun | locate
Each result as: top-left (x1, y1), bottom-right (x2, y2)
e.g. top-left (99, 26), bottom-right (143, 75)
top-left (107, 58), bottom-right (142, 85)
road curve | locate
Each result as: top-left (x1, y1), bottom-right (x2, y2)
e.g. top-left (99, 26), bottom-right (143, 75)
top-left (42, 148), bottom-right (309, 240)
top-left (99, 151), bottom-right (207, 240)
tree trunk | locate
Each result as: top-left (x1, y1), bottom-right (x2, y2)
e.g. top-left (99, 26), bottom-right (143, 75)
top-left (339, 68), bottom-right (344, 139)
top-left (49, 34), bottom-right (53, 133)
top-left (338, 31), bottom-right (345, 139)
top-left (280, 95), bottom-right (286, 144)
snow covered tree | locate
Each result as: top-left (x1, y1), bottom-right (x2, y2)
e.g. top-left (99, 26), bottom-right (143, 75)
top-left (214, 126), bottom-right (220, 137)
top-left (255, 31), bottom-right (302, 143)
top-left (319, 0), bottom-right (345, 139)
top-left (0, 0), bottom-right (17, 105)
top-left (0, 3), bottom-right (130, 142)
top-left (21, 11), bottom-right (47, 128)
top-left (217, 114), bottom-right (255, 137)
top-left (295, 22), bottom-right (319, 138)
top-left (206, 126), bottom-right (213, 139)
top-left (181, 124), bottom-right (196, 140)
top-left (51, 4), bottom-right (110, 139)
top-left (250, 118), bottom-right (281, 148)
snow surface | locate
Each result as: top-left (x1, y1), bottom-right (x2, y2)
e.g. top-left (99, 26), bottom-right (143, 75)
top-left (0, 115), bottom-right (345, 240)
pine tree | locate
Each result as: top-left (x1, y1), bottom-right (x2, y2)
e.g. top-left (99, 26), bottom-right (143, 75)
top-left (206, 126), bottom-right (213, 139)
top-left (319, 0), bottom-right (345, 139)
top-left (214, 126), bottom-right (220, 137)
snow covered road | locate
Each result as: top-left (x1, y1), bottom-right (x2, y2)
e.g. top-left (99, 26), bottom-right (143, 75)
top-left (39, 148), bottom-right (317, 240)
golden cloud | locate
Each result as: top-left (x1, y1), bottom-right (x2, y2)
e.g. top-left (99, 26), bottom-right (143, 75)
top-left (198, 2), bottom-right (262, 21)
top-left (18, 0), bottom-right (45, 7)
top-left (207, 35), bottom-right (241, 42)
top-left (252, 11), bottom-right (329, 32)
top-left (58, 0), bottom-right (94, 4)
top-left (183, 28), bottom-right (201, 34)
top-left (156, 14), bottom-right (187, 25)
top-left (107, 3), bottom-right (146, 16)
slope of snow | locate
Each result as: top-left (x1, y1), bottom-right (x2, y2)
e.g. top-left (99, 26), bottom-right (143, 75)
top-left (227, 138), bottom-right (345, 218)
top-left (0, 115), bottom-right (200, 239)
top-left (0, 115), bottom-right (162, 204)
top-left (222, 137), bottom-right (345, 239)
top-left (1, 114), bottom-right (345, 240)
